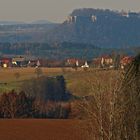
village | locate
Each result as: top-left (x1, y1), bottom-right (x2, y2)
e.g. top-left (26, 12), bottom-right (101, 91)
top-left (0, 54), bottom-right (133, 69)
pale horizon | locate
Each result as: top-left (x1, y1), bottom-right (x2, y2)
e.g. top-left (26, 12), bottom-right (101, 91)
top-left (0, 0), bottom-right (140, 23)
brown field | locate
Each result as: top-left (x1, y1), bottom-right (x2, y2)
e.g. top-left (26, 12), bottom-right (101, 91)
top-left (0, 119), bottom-right (85, 140)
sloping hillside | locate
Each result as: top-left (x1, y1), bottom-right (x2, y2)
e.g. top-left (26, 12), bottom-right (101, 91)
top-left (46, 9), bottom-right (140, 48)
top-left (0, 23), bottom-right (59, 43)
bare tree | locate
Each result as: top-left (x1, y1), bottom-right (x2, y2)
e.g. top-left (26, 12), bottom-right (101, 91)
top-left (0, 90), bottom-right (33, 118)
top-left (78, 71), bottom-right (120, 140)
top-left (112, 54), bottom-right (140, 140)
top-left (79, 54), bottom-right (140, 140)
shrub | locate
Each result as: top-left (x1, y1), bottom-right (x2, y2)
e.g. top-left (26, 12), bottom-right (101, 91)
top-left (0, 90), bottom-right (71, 119)
top-left (0, 90), bottom-right (34, 118)
top-left (33, 100), bottom-right (71, 119)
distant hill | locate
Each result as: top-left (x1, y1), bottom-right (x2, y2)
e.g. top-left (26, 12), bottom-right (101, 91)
top-left (0, 21), bottom-right (25, 25)
top-left (31, 20), bottom-right (53, 24)
top-left (1, 9), bottom-right (140, 49)
top-left (46, 8), bottom-right (140, 48)
top-left (0, 20), bottom-right (53, 25)
top-left (0, 22), bottom-right (59, 43)
top-left (0, 9), bottom-right (140, 59)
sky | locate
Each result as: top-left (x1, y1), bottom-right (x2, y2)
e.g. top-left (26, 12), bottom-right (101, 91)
top-left (0, 0), bottom-right (140, 23)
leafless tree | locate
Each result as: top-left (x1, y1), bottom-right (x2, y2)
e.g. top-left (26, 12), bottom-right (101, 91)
top-left (78, 71), bottom-right (120, 140)
top-left (79, 54), bottom-right (140, 140)
top-left (112, 54), bottom-right (140, 140)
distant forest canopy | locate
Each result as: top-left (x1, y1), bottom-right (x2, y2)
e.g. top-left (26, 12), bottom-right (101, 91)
top-left (0, 42), bottom-right (139, 60)
top-left (71, 8), bottom-right (140, 16)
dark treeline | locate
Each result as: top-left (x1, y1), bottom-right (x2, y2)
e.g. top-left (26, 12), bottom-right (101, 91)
top-left (0, 42), bottom-right (138, 59)
top-left (0, 76), bottom-right (71, 119)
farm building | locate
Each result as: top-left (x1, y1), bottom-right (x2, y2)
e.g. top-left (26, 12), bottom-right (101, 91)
top-left (81, 61), bottom-right (89, 68)
top-left (93, 55), bottom-right (113, 68)
top-left (12, 56), bottom-right (26, 67)
top-left (28, 59), bottom-right (42, 67)
top-left (65, 58), bottom-right (85, 67)
top-left (0, 58), bottom-right (12, 68)
top-left (120, 56), bottom-right (134, 69)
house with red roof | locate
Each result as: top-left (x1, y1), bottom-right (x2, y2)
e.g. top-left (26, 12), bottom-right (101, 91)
top-left (0, 58), bottom-right (12, 68)
top-left (120, 56), bottom-right (134, 69)
top-left (93, 55), bottom-right (113, 68)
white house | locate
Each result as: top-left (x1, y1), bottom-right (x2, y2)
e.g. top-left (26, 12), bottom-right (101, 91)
top-left (81, 61), bottom-right (89, 68)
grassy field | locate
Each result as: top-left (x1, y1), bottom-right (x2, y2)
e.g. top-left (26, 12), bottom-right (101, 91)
top-left (0, 67), bottom-right (119, 96)
top-left (0, 119), bottom-right (85, 140)
top-left (0, 67), bottom-right (64, 92)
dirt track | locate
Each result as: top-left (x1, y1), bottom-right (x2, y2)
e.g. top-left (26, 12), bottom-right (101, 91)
top-left (0, 119), bottom-right (85, 140)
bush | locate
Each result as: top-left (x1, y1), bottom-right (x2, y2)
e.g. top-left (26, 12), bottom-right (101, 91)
top-left (0, 90), bottom-right (34, 118)
top-left (0, 90), bottom-right (71, 119)
top-left (33, 100), bottom-right (71, 119)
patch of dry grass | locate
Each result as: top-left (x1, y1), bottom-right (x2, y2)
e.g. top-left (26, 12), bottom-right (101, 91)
top-left (0, 68), bottom-right (119, 96)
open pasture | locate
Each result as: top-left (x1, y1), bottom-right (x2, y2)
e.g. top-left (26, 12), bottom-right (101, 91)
top-left (0, 67), bottom-right (119, 96)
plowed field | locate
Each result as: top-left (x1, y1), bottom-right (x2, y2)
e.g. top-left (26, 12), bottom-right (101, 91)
top-left (0, 119), bottom-right (86, 140)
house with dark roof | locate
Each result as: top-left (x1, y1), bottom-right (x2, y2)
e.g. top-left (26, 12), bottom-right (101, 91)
top-left (12, 56), bottom-right (27, 67)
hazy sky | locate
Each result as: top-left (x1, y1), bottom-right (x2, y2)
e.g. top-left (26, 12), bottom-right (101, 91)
top-left (0, 0), bottom-right (140, 23)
